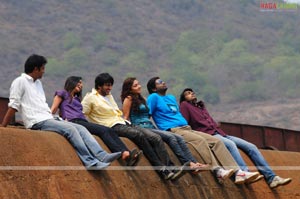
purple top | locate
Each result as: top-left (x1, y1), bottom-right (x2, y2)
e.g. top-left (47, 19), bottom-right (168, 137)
top-left (54, 90), bottom-right (86, 121)
top-left (180, 101), bottom-right (226, 136)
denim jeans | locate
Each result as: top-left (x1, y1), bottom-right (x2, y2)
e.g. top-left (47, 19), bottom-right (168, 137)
top-left (31, 118), bottom-right (108, 167)
top-left (71, 118), bottom-right (128, 153)
top-left (214, 132), bottom-right (276, 183)
top-left (150, 129), bottom-right (197, 164)
top-left (112, 124), bottom-right (172, 169)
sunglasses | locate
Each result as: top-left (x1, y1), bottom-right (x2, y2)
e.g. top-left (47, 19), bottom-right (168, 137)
top-left (156, 79), bottom-right (164, 84)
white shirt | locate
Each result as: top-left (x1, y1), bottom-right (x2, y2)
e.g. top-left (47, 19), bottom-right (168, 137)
top-left (8, 73), bottom-right (53, 128)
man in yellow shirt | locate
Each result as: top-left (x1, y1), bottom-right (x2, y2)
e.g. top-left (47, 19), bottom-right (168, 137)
top-left (81, 73), bottom-right (186, 181)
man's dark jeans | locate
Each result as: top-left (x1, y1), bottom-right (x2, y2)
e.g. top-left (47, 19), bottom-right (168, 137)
top-left (71, 118), bottom-right (128, 153)
top-left (112, 124), bottom-right (173, 170)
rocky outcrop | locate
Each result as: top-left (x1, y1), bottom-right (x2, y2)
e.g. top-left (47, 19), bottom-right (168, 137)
top-left (0, 127), bottom-right (299, 199)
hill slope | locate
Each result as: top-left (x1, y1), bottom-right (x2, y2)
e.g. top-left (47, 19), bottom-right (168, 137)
top-left (1, 0), bottom-right (300, 130)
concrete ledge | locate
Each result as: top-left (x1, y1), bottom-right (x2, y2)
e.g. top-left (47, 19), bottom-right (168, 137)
top-left (0, 127), bottom-right (299, 199)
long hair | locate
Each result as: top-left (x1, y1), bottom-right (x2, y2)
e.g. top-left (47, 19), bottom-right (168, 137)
top-left (121, 77), bottom-right (147, 113)
top-left (64, 76), bottom-right (82, 102)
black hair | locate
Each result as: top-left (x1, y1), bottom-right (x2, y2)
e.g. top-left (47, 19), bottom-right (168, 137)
top-left (147, 76), bottom-right (159, 94)
top-left (121, 77), bottom-right (147, 113)
top-left (64, 76), bottom-right (82, 100)
top-left (179, 88), bottom-right (194, 104)
top-left (24, 54), bottom-right (47, 73)
top-left (95, 73), bottom-right (114, 89)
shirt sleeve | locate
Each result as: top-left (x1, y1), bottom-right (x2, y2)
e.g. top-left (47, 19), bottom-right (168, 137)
top-left (81, 93), bottom-right (92, 116)
top-left (146, 94), bottom-right (157, 115)
top-left (8, 77), bottom-right (24, 112)
top-left (54, 90), bottom-right (69, 100)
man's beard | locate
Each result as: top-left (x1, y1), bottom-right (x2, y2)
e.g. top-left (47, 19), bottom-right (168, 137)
top-left (157, 87), bottom-right (168, 93)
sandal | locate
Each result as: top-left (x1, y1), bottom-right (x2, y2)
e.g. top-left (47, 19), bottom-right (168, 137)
top-left (126, 148), bottom-right (142, 166)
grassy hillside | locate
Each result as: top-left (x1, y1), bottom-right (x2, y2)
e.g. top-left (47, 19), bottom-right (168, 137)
top-left (1, 0), bottom-right (300, 129)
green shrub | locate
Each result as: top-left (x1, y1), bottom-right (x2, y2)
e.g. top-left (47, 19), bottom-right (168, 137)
top-left (93, 32), bottom-right (108, 51)
top-left (63, 32), bottom-right (81, 50)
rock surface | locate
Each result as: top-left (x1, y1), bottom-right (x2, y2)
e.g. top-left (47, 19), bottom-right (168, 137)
top-left (0, 127), bottom-right (299, 199)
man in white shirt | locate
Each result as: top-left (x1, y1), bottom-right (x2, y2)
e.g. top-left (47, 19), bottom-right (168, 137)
top-left (1, 54), bottom-right (121, 169)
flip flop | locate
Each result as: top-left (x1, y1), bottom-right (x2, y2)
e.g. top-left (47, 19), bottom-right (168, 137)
top-left (131, 150), bottom-right (143, 166)
top-left (126, 148), bottom-right (142, 166)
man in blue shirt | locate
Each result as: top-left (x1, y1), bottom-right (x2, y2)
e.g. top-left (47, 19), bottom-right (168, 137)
top-left (147, 76), bottom-right (260, 184)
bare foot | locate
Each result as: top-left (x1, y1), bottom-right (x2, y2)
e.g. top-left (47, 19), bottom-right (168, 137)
top-left (122, 151), bottom-right (130, 160)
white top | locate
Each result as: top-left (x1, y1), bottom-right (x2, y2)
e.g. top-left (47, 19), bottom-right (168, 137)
top-left (8, 73), bottom-right (53, 128)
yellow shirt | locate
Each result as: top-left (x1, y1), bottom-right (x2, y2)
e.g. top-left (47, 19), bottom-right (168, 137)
top-left (81, 88), bottom-right (126, 127)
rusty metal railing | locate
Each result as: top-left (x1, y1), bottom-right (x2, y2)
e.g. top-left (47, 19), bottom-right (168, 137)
top-left (220, 122), bottom-right (300, 152)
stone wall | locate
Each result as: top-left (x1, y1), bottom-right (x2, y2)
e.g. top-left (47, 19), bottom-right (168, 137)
top-left (0, 127), bottom-right (299, 199)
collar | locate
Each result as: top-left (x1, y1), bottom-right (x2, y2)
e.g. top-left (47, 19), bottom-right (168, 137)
top-left (21, 73), bottom-right (35, 82)
top-left (91, 88), bottom-right (112, 98)
top-left (91, 88), bottom-right (98, 95)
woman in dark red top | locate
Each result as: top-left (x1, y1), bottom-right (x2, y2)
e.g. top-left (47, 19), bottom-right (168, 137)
top-left (179, 88), bottom-right (292, 189)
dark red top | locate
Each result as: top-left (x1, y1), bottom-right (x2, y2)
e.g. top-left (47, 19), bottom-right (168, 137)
top-left (180, 101), bottom-right (226, 136)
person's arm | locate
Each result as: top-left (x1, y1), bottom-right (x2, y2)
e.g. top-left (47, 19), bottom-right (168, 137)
top-left (81, 94), bottom-right (92, 117)
top-left (50, 95), bottom-right (63, 114)
top-left (1, 107), bottom-right (17, 127)
top-left (122, 96), bottom-right (132, 121)
top-left (146, 94), bottom-right (157, 116)
top-left (2, 77), bottom-right (23, 127)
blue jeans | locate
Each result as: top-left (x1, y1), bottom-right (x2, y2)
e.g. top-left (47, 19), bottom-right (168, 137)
top-left (150, 129), bottom-right (197, 164)
top-left (32, 119), bottom-right (108, 167)
top-left (214, 132), bottom-right (276, 183)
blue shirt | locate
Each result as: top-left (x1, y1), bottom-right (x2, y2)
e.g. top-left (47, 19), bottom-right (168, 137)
top-left (147, 93), bottom-right (187, 130)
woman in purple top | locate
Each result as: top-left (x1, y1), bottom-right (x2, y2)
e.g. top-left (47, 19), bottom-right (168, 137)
top-left (51, 76), bottom-right (142, 166)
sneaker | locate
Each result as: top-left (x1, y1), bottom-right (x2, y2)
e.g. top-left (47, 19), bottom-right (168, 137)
top-left (215, 168), bottom-right (235, 184)
top-left (235, 170), bottom-right (259, 184)
top-left (245, 174), bottom-right (264, 184)
top-left (159, 169), bottom-right (174, 180)
top-left (269, 176), bottom-right (292, 189)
